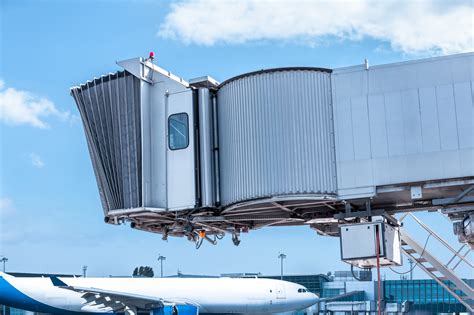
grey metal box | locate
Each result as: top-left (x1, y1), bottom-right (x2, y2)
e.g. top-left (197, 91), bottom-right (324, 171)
top-left (340, 221), bottom-right (402, 268)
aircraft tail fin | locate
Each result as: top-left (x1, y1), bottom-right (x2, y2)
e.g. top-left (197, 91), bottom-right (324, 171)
top-left (50, 276), bottom-right (68, 287)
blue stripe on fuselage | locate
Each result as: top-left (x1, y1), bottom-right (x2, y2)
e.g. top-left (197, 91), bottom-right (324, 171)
top-left (0, 275), bottom-right (106, 315)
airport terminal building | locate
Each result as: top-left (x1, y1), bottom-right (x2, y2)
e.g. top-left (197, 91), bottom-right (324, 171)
top-left (269, 271), bottom-right (473, 314)
top-left (1, 271), bottom-right (472, 315)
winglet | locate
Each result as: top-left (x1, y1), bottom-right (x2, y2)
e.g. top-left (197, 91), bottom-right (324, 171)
top-left (50, 276), bottom-right (68, 287)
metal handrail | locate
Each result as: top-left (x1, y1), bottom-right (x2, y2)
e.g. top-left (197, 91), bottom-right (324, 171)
top-left (451, 247), bottom-right (471, 271)
top-left (405, 212), bottom-right (473, 268)
top-left (400, 238), bottom-right (474, 312)
top-left (398, 212), bottom-right (409, 222)
top-left (446, 244), bottom-right (467, 268)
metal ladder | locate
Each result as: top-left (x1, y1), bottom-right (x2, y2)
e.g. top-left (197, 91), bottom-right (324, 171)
top-left (397, 213), bottom-right (473, 312)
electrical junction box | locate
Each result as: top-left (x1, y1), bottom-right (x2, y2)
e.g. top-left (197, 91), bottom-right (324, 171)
top-left (340, 221), bottom-right (402, 268)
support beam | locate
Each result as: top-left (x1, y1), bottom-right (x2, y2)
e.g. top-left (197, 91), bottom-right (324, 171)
top-left (334, 209), bottom-right (386, 220)
top-left (433, 185), bottom-right (474, 205)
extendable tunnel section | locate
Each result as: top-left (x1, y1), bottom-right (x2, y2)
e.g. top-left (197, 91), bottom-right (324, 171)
top-left (217, 68), bottom-right (338, 210)
top-left (70, 71), bottom-right (142, 215)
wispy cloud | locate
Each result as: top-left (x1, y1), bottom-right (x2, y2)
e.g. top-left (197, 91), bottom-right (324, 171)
top-left (158, 0), bottom-right (474, 55)
top-left (0, 197), bottom-right (14, 217)
top-left (29, 152), bottom-right (45, 168)
top-left (0, 79), bottom-right (71, 129)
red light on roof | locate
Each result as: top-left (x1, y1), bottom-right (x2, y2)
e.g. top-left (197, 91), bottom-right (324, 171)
top-left (149, 52), bottom-right (155, 60)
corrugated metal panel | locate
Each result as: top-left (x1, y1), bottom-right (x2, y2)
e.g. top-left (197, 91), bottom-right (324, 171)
top-left (71, 71), bottom-right (142, 213)
top-left (217, 69), bottom-right (337, 206)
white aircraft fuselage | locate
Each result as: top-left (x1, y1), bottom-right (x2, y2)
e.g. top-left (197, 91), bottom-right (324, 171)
top-left (0, 272), bottom-right (318, 314)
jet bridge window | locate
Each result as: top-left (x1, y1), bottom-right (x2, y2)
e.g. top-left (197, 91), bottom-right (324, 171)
top-left (168, 113), bottom-right (189, 150)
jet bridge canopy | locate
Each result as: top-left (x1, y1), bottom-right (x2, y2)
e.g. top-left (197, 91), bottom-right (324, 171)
top-left (71, 53), bottom-right (474, 246)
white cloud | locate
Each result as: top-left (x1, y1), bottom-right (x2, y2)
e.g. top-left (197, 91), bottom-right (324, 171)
top-left (158, 0), bottom-right (474, 54)
top-left (0, 80), bottom-right (71, 129)
top-left (0, 197), bottom-right (14, 216)
top-left (29, 152), bottom-right (45, 168)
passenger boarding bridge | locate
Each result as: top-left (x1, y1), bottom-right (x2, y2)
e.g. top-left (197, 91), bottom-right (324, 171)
top-left (71, 52), bottom-right (474, 311)
top-left (71, 52), bottom-right (473, 247)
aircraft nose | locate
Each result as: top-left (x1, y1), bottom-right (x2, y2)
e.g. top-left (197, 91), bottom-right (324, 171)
top-left (307, 292), bottom-right (318, 305)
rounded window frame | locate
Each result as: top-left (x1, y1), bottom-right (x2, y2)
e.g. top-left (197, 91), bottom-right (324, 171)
top-left (168, 112), bottom-right (190, 151)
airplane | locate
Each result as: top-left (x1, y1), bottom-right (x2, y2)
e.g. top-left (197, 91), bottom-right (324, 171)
top-left (0, 271), bottom-right (318, 315)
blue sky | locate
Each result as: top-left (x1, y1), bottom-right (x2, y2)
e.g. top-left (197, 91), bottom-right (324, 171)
top-left (0, 0), bottom-right (472, 279)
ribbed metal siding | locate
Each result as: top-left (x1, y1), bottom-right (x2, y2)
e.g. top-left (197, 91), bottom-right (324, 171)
top-left (217, 70), bottom-right (337, 206)
top-left (71, 71), bottom-right (142, 213)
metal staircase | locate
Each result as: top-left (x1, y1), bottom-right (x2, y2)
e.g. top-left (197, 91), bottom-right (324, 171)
top-left (397, 213), bottom-right (473, 312)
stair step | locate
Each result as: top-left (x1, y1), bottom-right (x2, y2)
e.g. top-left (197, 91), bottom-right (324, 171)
top-left (401, 241), bottom-right (408, 245)
top-left (426, 267), bottom-right (437, 272)
top-left (404, 249), bottom-right (416, 254)
top-left (438, 276), bottom-right (449, 281)
top-left (416, 258), bottom-right (428, 263)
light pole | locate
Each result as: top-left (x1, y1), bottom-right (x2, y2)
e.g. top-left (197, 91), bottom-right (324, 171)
top-left (278, 253), bottom-right (286, 280)
top-left (82, 266), bottom-right (88, 278)
top-left (0, 257), bottom-right (8, 272)
top-left (408, 259), bottom-right (414, 280)
top-left (1, 257), bottom-right (7, 315)
top-left (157, 254), bottom-right (166, 278)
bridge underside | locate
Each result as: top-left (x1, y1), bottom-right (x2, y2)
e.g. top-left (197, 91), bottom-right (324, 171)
top-left (106, 177), bottom-right (474, 245)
